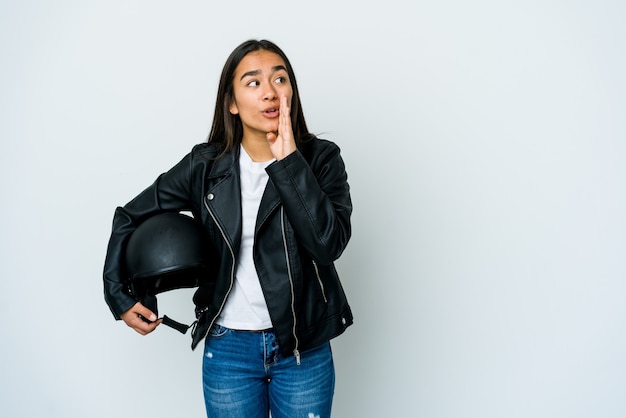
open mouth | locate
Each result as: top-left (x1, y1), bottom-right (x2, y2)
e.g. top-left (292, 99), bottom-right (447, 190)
top-left (263, 108), bottom-right (279, 117)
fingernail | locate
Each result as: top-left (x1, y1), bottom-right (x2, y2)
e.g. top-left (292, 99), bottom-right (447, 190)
top-left (149, 314), bottom-right (157, 321)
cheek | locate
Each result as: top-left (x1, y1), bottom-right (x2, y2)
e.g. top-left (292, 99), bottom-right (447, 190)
top-left (284, 88), bottom-right (294, 105)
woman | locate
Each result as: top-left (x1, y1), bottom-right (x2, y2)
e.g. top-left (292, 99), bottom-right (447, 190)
top-left (103, 39), bottom-right (353, 418)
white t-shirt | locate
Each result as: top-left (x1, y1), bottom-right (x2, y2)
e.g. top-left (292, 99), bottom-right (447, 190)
top-left (217, 146), bottom-right (275, 330)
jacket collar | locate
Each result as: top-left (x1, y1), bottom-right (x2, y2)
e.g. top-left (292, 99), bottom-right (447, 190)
top-left (207, 145), bottom-right (239, 179)
top-left (204, 144), bottom-right (282, 237)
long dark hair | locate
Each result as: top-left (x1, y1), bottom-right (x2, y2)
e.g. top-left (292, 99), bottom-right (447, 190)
top-left (207, 40), bottom-right (311, 152)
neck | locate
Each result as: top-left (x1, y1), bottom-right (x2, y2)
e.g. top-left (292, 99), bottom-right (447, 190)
top-left (241, 137), bottom-right (274, 162)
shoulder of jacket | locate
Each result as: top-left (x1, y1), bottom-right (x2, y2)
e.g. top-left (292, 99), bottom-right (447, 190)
top-left (301, 136), bottom-right (341, 161)
top-left (190, 142), bottom-right (221, 158)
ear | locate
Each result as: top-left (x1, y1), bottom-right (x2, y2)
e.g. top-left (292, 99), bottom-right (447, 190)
top-left (229, 100), bottom-right (239, 115)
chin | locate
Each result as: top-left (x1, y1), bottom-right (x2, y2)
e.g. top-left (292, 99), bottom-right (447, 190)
top-left (264, 124), bottom-right (279, 133)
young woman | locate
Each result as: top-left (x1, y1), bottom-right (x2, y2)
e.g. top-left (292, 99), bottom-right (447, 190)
top-left (103, 39), bottom-right (353, 418)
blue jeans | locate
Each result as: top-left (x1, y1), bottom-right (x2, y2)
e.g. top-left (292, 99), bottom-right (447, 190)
top-left (202, 325), bottom-right (335, 418)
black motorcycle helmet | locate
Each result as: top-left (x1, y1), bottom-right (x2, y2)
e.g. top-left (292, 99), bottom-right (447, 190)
top-left (124, 212), bottom-right (217, 325)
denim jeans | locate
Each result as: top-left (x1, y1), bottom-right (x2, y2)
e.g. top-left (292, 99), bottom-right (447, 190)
top-left (202, 325), bottom-right (335, 418)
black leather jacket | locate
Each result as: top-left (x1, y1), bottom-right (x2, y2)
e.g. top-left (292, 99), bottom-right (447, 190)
top-left (103, 138), bottom-right (353, 358)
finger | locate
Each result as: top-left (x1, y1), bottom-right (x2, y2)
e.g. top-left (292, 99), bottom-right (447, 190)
top-left (121, 301), bottom-right (160, 335)
top-left (279, 96), bottom-right (291, 134)
top-left (130, 315), bottom-right (162, 335)
top-left (127, 301), bottom-right (157, 322)
top-left (135, 304), bottom-right (158, 323)
top-left (266, 131), bottom-right (278, 143)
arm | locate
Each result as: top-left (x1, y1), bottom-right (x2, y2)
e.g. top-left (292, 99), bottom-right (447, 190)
top-left (102, 150), bottom-right (197, 322)
top-left (266, 142), bottom-right (352, 265)
top-left (265, 95), bottom-right (352, 264)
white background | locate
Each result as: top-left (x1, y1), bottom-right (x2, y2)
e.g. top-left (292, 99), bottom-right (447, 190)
top-left (1, 1), bottom-right (625, 417)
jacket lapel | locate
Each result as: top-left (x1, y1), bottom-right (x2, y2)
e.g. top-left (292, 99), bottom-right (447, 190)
top-left (256, 178), bottom-right (281, 233)
top-left (204, 147), bottom-right (282, 247)
top-left (205, 148), bottom-right (242, 254)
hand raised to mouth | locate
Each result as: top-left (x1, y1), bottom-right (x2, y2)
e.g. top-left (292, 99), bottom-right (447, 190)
top-left (266, 95), bottom-right (296, 161)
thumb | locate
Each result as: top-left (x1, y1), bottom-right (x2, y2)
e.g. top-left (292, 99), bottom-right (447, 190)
top-left (135, 302), bottom-right (158, 322)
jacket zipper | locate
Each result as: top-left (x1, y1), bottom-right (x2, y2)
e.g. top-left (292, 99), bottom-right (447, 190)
top-left (311, 260), bottom-right (328, 303)
top-left (281, 207), bottom-right (300, 365)
top-left (203, 194), bottom-right (236, 335)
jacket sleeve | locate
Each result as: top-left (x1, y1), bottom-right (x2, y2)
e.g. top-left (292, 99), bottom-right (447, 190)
top-left (265, 141), bottom-right (352, 265)
top-left (102, 151), bottom-right (196, 319)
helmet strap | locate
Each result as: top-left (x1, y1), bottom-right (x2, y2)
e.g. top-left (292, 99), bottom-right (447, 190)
top-left (161, 315), bottom-right (194, 334)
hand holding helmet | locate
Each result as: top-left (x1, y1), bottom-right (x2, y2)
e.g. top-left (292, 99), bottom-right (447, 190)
top-left (123, 212), bottom-right (217, 335)
top-left (120, 301), bottom-right (162, 335)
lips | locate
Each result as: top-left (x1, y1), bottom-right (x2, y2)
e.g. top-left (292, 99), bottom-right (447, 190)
top-left (262, 107), bottom-right (279, 118)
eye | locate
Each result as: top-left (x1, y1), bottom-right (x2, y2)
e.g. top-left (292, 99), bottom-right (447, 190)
top-left (246, 80), bottom-right (259, 87)
top-left (275, 76), bottom-right (287, 84)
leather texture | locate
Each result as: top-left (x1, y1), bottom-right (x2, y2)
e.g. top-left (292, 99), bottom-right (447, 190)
top-left (103, 137), bottom-right (353, 356)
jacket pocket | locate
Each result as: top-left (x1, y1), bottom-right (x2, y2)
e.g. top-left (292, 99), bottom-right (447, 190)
top-left (311, 260), bottom-right (328, 303)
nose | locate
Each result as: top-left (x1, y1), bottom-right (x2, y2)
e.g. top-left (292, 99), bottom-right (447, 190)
top-left (262, 84), bottom-right (277, 101)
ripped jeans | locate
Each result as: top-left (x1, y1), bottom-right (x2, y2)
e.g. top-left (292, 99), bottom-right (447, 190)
top-left (202, 325), bottom-right (335, 418)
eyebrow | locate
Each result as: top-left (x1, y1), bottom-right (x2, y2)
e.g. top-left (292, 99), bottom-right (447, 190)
top-left (240, 65), bottom-right (288, 81)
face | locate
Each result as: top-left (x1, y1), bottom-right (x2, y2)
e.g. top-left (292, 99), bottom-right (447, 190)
top-left (229, 50), bottom-right (293, 142)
